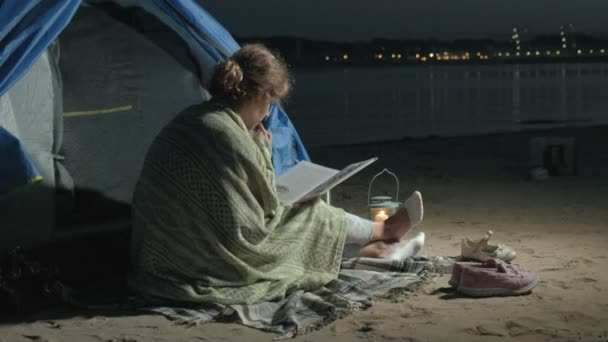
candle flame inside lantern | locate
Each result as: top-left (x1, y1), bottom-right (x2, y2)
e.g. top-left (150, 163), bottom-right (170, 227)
top-left (374, 210), bottom-right (389, 222)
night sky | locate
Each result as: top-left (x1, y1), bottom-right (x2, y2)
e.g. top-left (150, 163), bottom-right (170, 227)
top-left (200, 0), bottom-right (608, 41)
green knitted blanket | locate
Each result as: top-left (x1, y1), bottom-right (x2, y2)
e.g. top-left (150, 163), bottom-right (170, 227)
top-left (129, 102), bottom-right (347, 305)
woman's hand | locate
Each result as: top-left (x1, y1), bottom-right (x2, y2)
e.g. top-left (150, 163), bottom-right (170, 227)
top-left (256, 122), bottom-right (272, 142)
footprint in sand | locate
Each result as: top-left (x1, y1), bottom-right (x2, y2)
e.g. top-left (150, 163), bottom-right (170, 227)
top-left (573, 277), bottom-right (599, 284)
top-left (358, 325), bottom-right (374, 333)
top-left (540, 257), bottom-right (596, 272)
top-left (336, 319), bottom-right (383, 335)
top-left (465, 325), bottom-right (505, 337)
top-left (22, 336), bottom-right (53, 342)
top-left (378, 335), bottom-right (418, 342)
top-left (400, 305), bottom-right (434, 319)
top-left (519, 233), bottom-right (542, 239)
top-left (519, 247), bottom-right (535, 255)
top-left (545, 279), bottom-right (572, 290)
top-left (558, 311), bottom-right (602, 326)
top-left (438, 234), bottom-right (454, 240)
top-left (106, 338), bottom-right (139, 342)
top-left (539, 266), bottom-right (567, 272)
top-left (565, 257), bottom-right (594, 268)
top-left (545, 277), bottom-right (601, 291)
top-left (504, 320), bottom-right (568, 338)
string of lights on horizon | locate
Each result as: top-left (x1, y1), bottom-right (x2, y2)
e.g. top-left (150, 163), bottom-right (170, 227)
top-left (321, 25), bottom-right (608, 64)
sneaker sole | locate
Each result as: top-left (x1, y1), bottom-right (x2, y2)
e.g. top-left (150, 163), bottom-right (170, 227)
top-left (457, 277), bottom-right (540, 297)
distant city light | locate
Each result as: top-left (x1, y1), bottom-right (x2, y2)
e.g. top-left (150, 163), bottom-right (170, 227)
top-left (311, 27), bottom-right (603, 66)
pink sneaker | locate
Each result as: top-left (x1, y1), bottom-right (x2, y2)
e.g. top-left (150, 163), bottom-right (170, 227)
top-left (449, 260), bottom-right (524, 288)
top-left (457, 259), bottom-right (539, 297)
top-left (448, 261), bottom-right (483, 288)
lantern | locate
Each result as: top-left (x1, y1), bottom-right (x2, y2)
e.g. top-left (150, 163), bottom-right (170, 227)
top-left (368, 169), bottom-right (401, 222)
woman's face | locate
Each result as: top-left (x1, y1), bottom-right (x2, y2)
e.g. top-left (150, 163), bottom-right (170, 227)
top-left (239, 96), bottom-right (273, 130)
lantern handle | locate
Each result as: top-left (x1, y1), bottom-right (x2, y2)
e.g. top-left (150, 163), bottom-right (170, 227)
top-left (367, 168), bottom-right (400, 206)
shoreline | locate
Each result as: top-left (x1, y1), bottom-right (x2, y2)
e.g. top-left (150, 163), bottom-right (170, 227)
top-left (302, 122), bottom-right (608, 150)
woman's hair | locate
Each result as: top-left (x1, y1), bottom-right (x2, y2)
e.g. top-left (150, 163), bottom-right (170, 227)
top-left (208, 44), bottom-right (291, 106)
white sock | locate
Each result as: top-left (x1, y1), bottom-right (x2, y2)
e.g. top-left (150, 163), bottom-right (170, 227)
top-left (387, 232), bottom-right (426, 261)
top-left (344, 212), bottom-right (374, 246)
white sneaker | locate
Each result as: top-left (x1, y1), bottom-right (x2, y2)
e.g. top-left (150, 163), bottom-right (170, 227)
top-left (388, 232), bottom-right (425, 261)
top-left (461, 230), bottom-right (516, 262)
top-left (404, 191), bottom-right (423, 227)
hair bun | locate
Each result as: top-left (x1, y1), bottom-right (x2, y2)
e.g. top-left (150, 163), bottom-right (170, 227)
top-left (208, 44), bottom-right (291, 105)
top-left (222, 59), bottom-right (244, 96)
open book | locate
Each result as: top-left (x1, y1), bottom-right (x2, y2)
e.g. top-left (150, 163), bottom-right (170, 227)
top-left (275, 157), bottom-right (378, 206)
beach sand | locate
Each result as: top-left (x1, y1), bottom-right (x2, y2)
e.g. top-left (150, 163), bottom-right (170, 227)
top-left (1, 125), bottom-right (607, 342)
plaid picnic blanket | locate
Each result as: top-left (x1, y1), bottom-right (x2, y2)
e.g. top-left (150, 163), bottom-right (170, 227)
top-left (143, 256), bottom-right (454, 339)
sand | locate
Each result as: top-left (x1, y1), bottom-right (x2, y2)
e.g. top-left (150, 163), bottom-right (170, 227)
top-left (1, 125), bottom-right (607, 342)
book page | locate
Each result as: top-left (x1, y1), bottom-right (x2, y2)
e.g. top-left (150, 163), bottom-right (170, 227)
top-left (298, 157), bottom-right (378, 203)
top-left (275, 161), bottom-right (338, 206)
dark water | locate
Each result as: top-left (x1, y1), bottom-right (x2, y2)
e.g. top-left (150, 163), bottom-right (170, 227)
top-left (286, 63), bottom-right (608, 146)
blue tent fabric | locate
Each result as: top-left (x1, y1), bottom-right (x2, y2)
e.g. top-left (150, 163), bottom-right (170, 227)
top-left (0, 126), bottom-right (42, 200)
top-left (265, 103), bottom-right (311, 176)
top-left (147, 0), bottom-right (311, 175)
top-left (0, 0), bottom-right (309, 176)
top-left (150, 0), bottom-right (239, 60)
top-left (0, 0), bottom-right (80, 97)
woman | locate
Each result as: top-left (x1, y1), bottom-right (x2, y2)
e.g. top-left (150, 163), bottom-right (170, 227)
top-left (128, 44), bottom-right (424, 305)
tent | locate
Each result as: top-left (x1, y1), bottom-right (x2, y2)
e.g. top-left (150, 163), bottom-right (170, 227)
top-left (0, 0), bottom-right (311, 254)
